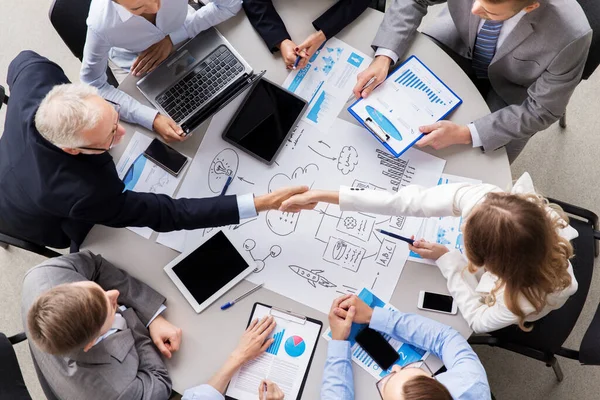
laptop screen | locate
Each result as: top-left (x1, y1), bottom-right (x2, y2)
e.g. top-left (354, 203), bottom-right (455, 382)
top-left (222, 78), bottom-right (307, 163)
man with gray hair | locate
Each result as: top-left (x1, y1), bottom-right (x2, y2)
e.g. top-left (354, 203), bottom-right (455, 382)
top-left (0, 51), bottom-right (308, 250)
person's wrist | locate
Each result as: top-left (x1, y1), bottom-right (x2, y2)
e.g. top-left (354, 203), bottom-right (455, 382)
top-left (278, 39), bottom-right (292, 49)
top-left (228, 351), bottom-right (246, 368)
top-left (254, 195), bottom-right (271, 213)
top-left (459, 125), bottom-right (472, 145)
top-left (315, 30), bottom-right (326, 42)
top-left (331, 332), bottom-right (347, 341)
top-left (374, 55), bottom-right (392, 67)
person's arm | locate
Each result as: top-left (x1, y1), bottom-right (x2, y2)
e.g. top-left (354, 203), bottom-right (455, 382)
top-left (473, 31), bottom-right (592, 152)
top-left (312, 0), bottom-right (371, 40)
top-left (242, 0), bottom-right (291, 52)
top-left (170, 0), bottom-right (243, 46)
top-left (321, 341), bottom-right (354, 400)
top-left (80, 27), bottom-right (158, 131)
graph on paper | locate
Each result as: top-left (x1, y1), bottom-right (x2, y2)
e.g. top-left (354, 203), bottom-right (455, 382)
top-left (395, 69), bottom-right (447, 106)
top-left (306, 90), bottom-right (333, 124)
top-left (266, 328), bottom-right (286, 355)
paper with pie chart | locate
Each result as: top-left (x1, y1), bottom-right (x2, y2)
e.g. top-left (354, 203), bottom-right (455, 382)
top-left (226, 303), bottom-right (322, 400)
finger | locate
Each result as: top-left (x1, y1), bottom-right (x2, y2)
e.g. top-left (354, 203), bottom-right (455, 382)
top-left (155, 339), bottom-right (172, 358)
top-left (260, 337), bottom-right (275, 353)
top-left (345, 306), bottom-right (356, 324)
top-left (258, 380), bottom-right (266, 396)
top-left (168, 118), bottom-right (185, 137)
top-left (361, 75), bottom-right (383, 98)
top-left (353, 72), bottom-right (372, 98)
top-left (333, 293), bottom-right (352, 309)
top-left (131, 54), bottom-right (145, 75)
top-left (247, 317), bottom-right (259, 332)
top-left (133, 52), bottom-right (154, 76)
top-left (169, 332), bottom-right (181, 352)
top-left (258, 319), bottom-right (277, 339)
top-left (419, 123), bottom-right (440, 133)
top-left (334, 307), bottom-right (348, 319)
top-left (415, 133), bottom-right (434, 148)
top-left (253, 315), bottom-right (270, 332)
top-left (138, 55), bottom-right (160, 76)
top-left (339, 295), bottom-right (356, 310)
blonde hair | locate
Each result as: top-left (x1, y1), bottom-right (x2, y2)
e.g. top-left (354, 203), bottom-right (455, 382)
top-left (463, 192), bottom-right (573, 331)
top-left (34, 83), bottom-right (102, 148)
top-left (27, 283), bottom-right (108, 355)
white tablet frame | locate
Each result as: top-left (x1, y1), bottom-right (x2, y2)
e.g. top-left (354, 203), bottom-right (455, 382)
top-left (164, 229), bottom-right (258, 313)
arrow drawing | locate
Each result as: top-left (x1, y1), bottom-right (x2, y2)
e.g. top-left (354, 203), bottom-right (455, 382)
top-left (237, 177), bottom-right (255, 185)
top-left (232, 218), bottom-right (258, 230)
top-left (308, 145), bottom-right (336, 161)
top-left (288, 265), bottom-right (337, 288)
top-left (318, 140), bottom-right (331, 148)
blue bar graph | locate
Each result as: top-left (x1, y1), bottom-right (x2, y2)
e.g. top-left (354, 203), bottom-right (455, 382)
top-left (266, 329), bottom-right (285, 356)
top-left (395, 69), bottom-right (447, 106)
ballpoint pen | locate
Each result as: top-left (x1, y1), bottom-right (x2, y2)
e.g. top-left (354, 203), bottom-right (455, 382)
top-left (220, 175), bottom-right (233, 196)
top-left (292, 55), bottom-right (302, 70)
top-left (376, 229), bottom-right (415, 245)
top-left (347, 76), bottom-right (376, 103)
top-left (221, 283), bottom-right (264, 310)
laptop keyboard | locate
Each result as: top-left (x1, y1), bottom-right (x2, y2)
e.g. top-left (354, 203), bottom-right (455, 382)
top-left (156, 46), bottom-right (245, 123)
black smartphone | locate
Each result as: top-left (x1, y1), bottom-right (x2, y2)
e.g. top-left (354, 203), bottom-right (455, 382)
top-left (355, 327), bottom-right (400, 370)
top-left (143, 139), bottom-right (188, 177)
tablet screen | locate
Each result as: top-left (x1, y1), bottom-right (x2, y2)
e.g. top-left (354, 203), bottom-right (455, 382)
top-left (171, 231), bottom-right (250, 305)
top-left (223, 79), bottom-right (307, 163)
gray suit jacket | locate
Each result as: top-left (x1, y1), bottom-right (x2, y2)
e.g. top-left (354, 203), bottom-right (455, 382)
top-left (21, 251), bottom-right (171, 400)
top-left (372, 0), bottom-right (592, 151)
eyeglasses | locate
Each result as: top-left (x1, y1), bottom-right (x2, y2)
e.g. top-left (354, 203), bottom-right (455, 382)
top-left (78, 100), bottom-right (121, 153)
top-left (375, 361), bottom-right (435, 399)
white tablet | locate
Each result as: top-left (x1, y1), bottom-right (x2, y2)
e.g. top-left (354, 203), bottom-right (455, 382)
top-left (164, 230), bottom-right (257, 313)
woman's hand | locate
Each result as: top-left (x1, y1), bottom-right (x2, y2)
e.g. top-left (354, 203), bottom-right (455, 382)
top-left (295, 30), bottom-right (327, 69)
top-left (279, 39), bottom-right (299, 70)
top-left (279, 190), bottom-right (339, 212)
top-left (132, 36), bottom-right (174, 77)
top-left (230, 316), bottom-right (276, 365)
top-left (408, 237), bottom-right (449, 260)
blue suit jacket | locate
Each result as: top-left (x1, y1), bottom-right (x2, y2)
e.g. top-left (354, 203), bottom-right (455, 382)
top-left (0, 51), bottom-right (239, 248)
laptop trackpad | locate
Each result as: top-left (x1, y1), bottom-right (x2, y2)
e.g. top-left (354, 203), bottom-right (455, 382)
top-left (167, 50), bottom-right (196, 77)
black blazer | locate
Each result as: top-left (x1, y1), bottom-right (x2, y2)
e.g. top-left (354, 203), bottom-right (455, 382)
top-left (0, 51), bottom-right (240, 249)
top-left (243, 0), bottom-right (371, 52)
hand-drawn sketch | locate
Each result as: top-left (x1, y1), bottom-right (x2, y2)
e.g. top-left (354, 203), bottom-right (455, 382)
top-left (336, 284), bottom-right (359, 296)
top-left (376, 239), bottom-right (397, 267)
top-left (337, 146), bottom-right (358, 175)
top-left (388, 216), bottom-right (406, 231)
top-left (208, 148), bottom-right (239, 193)
top-left (376, 149), bottom-right (415, 191)
top-left (323, 237), bottom-right (366, 272)
top-left (148, 165), bottom-right (172, 193)
top-left (243, 239), bottom-right (282, 273)
top-left (285, 125), bottom-right (304, 151)
top-left (352, 179), bottom-right (386, 191)
top-left (336, 212), bottom-right (375, 242)
top-left (288, 265), bottom-right (337, 288)
top-left (266, 164), bottom-right (320, 236)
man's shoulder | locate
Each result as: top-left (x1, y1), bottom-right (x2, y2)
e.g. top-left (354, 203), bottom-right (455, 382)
top-left (539, 0), bottom-right (592, 40)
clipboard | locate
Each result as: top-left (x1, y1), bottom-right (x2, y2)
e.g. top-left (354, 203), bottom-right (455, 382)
top-left (225, 302), bottom-right (323, 400)
top-left (348, 55), bottom-right (463, 158)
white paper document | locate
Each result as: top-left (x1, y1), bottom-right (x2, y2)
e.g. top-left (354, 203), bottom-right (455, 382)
top-left (226, 304), bottom-right (321, 400)
top-left (115, 131), bottom-right (189, 239)
top-left (157, 97), bottom-right (446, 314)
top-left (349, 56), bottom-right (462, 156)
top-left (408, 173), bottom-right (482, 265)
top-left (283, 37), bottom-right (372, 134)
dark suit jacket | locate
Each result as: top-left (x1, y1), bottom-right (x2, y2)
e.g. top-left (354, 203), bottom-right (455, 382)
top-left (243, 0), bottom-right (371, 52)
top-left (0, 51), bottom-right (240, 249)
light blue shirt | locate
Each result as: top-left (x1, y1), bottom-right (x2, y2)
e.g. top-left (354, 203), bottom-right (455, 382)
top-left (182, 383), bottom-right (224, 400)
top-left (82, 0), bottom-right (242, 130)
top-left (321, 307), bottom-right (491, 400)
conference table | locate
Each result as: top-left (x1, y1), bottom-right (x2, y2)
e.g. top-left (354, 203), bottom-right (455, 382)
top-left (82, 1), bottom-right (511, 398)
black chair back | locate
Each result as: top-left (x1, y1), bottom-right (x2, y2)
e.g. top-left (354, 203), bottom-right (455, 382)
top-left (370, 0), bottom-right (386, 13)
top-left (0, 333), bottom-right (32, 400)
top-left (580, 300), bottom-right (600, 364)
top-left (0, 85), bottom-right (6, 109)
top-left (578, 0), bottom-right (600, 80)
top-left (0, 230), bottom-right (61, 258)
top-left (48, 0), bottom-right (118, 87)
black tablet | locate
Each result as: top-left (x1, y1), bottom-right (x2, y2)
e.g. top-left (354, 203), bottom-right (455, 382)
top-left (221, 77), bottom-right (308, 165)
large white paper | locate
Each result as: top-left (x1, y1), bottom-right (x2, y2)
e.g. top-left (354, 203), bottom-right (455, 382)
top-left (115, 131), bottom-right (189, 239)
top-left (323, 288), bottom-right (428, 380)
top-left (226, 304), bottom-right (321, 400)
top-left (283, 37), bottom-right (372, 134)
top-left (350, 56), bottom-right (461, 156)
top-left (157, 109), bottom-right (445, 314)
top-left (408, 174), bottom-right (482, 265)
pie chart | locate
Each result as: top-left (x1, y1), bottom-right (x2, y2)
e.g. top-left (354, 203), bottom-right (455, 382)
top-left (284, 336), bottom-right (306, 357)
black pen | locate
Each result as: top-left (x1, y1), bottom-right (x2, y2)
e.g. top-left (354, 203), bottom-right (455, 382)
top-left (376, 229), bottom-right (415, 245)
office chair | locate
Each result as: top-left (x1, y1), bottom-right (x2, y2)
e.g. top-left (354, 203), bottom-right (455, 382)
top-left (0, 332), bottom-right (33, 400)
top-left (48, 0), bottom-right (119, 88)
top-left (370, 0), bottom-right (387, 12)
top-left (0, 84), bottom-right (7, 109)
top-left (469, 198), bottom-right (600, 383)
top-left (559, 0), bottom-right (600, 128)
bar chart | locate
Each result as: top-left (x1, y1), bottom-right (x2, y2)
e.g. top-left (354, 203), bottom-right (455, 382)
top-left (395, 69), bottom-right (447, 106)
top-left (266, 328), bottom-right (286, 356)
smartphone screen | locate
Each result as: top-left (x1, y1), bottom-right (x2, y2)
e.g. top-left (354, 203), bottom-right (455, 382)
top-left (143, 139), bottom-right (188, 176)
top-left (422, 292), bottom-right (455, 313)
top-left (355, 327), bottom-right (399, 370)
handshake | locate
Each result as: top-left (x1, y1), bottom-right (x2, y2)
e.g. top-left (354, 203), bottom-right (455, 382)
top-left (253, 188), bottom-right (336, 213)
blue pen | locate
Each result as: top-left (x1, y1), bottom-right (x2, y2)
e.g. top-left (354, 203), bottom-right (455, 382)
top-left (376, 229), bottom-right (415, 245)
top-left (220, 176), bottom-right (233, 196)
top-left (292, 55), bottom-right (302, 70)
top-left (221, 283), bottom-right (264, 310)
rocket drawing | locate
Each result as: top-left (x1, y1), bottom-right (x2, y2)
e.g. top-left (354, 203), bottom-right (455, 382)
top-left (288, 265), bottom-right (337, 288)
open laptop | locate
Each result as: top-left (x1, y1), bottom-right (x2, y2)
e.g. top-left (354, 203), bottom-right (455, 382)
top-left (137, 27), bottom-right (258, 135)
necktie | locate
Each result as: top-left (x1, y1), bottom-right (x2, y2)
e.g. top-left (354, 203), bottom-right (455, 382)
top-left (472, 19), bottom-right (504, 79)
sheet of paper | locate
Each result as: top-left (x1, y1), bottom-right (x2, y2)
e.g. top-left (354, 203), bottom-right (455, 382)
top-left (408, 174), bottom-right (482, 265)
top-left (115, 131), bottom-right (189, 239)
top-left (283, 37), bottom-right (372, 134)
top-left (350, 56), bottom-right (462, 156)
top-left (323, 288), bottom-right (428, 380)
top-left (226, 304), bottom-right (321, 400)
top-left (157, 104), bottom-right (445, 314)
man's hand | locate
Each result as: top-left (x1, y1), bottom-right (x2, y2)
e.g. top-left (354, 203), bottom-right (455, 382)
top-left (329, 295), bottom-right (356, 340)
top-left (352, 55), bottom-right (392, 99)
top-left (231, 316), bottom-right (276, 365)
top-left (259, 380), bottom-right (284, 400)
top-left (153, 114), bottom-right (186, 143)
top-left (295, 30), bottom-right (327, 70)
top-left (148, 315), bottom-right (182, 359)
top-left (408, 238), bottom-right (450, 260)
top-left (279, 39), bottom-right (299, 70)
top-left (415, 121), bottom-right (472, 150)
top-left (279, 189), bottom-right (320, 212)
top-left (132, 36), bottom-right (174, 77)
top-left (254, 186), bottom-right (310, 212)
top-left (335, 294), bottom-right (373, 324)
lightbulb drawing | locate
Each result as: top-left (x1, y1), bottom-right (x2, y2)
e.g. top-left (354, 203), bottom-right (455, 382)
top-left (208, 149), bottom-right (239, 193)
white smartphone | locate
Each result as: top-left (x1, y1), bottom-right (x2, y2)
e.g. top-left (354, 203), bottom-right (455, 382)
top-left (418, 291), bottom-right (458, 315)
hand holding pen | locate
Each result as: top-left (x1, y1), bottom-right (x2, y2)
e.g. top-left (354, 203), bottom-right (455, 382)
top-left (259, 380), bottom-right (284, 400)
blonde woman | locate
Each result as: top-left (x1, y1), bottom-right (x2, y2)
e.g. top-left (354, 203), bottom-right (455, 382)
top-left (280, 173), bottom-right (577, 334)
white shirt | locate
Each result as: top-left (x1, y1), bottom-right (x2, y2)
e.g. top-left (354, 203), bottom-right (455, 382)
top-left (338, 172), bottom-right (579, 334)
top-left (81, 0), bottom-right (242, 130)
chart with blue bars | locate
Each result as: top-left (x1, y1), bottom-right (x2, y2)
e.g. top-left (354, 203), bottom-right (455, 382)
top-left (266, 328), bottom-right (286, 356)
top-left (395, 69), bottom-right (447, 106)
